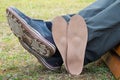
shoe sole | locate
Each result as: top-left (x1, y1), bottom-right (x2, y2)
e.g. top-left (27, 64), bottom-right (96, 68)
top-left (67, 15), bottom-right (88, 75)
top-left (52, 16), bottom-right (68, 70)
top-left (6, 7), bottom-right (59, 70)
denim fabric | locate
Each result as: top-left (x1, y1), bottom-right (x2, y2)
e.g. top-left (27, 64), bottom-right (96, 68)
top-left (78, 0), bottom-right (120, 64)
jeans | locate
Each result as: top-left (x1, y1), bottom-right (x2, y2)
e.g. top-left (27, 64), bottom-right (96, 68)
top-left (65, 0), bottom-right (120, 65)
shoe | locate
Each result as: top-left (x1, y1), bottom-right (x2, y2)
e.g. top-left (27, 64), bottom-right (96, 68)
top-left (6, 6), bottom-right (62, 70)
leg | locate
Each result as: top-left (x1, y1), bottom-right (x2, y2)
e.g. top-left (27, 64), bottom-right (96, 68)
top-left (62, 0), bottom-right (118, 65)
top-left (84, 0), bottom-right (120, 65)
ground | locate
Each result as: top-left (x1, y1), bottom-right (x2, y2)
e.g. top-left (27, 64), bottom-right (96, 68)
top-left (0, 0), bottom-right (116, 80)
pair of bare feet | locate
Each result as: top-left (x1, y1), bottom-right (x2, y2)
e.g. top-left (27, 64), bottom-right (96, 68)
top-left (52, 15), bottom-right (88, 75)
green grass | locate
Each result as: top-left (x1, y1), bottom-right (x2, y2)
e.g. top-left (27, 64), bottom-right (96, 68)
top-left (0, 0), bottom-right (116, 80)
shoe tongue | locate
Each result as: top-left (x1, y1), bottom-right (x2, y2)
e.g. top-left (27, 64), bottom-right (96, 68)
top-left (45, 21), bottom-right (52, 31)
top-left (45, 57), bottom-right (63, 67)
top-left (62, 15), bottom-right (71, 22)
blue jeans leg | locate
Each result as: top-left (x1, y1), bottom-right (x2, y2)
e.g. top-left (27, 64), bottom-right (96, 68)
top-left (84, 0), bottom-right (120, 65)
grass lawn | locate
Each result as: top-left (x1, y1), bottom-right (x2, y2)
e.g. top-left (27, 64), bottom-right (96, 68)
top-left (0, 0), bottom-right (116, 80)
